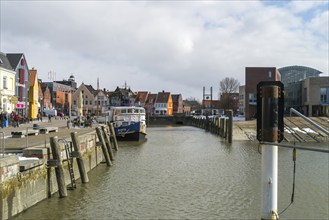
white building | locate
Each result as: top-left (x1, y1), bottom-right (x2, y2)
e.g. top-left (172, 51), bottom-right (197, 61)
top-left (0, 52), bottom-right (16, 113)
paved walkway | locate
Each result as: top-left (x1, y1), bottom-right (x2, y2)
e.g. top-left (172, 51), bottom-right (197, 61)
top-left (1, 117), bottom-right (96, 153)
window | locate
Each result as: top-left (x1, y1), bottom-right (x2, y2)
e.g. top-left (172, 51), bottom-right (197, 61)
top-left (303, 88), bottom-right (307, 102)
top-left (3, 76), bottom-right (7, 89)
top-left (248, 93), bottom-right (256, 104)
top-left (320, 87), bottom-right (329, 104)
top-left (85, 100), bottom-right (88, 105)
top-left (74, 101), bottom-right (76, 105)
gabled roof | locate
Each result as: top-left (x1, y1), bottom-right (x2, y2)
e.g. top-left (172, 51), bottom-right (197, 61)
top-left (135, 91), bottom-right (149, 103)
top-left (156, 91), bottom-right (171, 103)
top-left (114, 86), bottom-right (133, 93)
top-left (6, 53), bottom-right (24, 69)
top-left (0, 52), bottom-right (14, 71)
top-left (146, 93), bottom-right (157, 104)
top-left (84, 84), bottom-right (97, 95)
top-left (171, 94), bottom-right (181, 102)
top-left (95, 89), bottom-right (107, 97)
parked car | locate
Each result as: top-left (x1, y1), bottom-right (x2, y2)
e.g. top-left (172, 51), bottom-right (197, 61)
top-left (70, 111), bottom-right (77, 120)
top-left (43, 109), bottom-right (57, 117)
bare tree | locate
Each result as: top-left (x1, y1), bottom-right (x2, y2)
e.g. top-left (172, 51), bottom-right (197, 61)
top-left (219, 77), bottom-right (240, 111)
top-left (219, 77), bottom-right (240, 94)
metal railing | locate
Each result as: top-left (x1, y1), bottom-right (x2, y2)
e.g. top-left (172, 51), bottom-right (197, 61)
top-left (290, 108), bottom-right (329, 136)
top-left (261, 141), bottom-right (329, 153)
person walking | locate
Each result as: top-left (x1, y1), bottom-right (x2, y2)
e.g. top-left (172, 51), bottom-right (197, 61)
top-left (13, 113), bottom-right (20, 127)
top-left (1, 112), bottom-right (7, 128)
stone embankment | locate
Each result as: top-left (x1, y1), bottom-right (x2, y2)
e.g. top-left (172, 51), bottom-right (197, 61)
top-left (0, 119), bottom-right (117, 220)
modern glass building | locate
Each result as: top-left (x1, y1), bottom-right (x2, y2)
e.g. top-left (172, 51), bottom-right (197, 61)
top-left (278, 65), bottom-right (322, 114)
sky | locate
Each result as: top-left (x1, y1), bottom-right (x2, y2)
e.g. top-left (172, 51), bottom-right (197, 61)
top-left (1, 0), bottom-right (328, 101)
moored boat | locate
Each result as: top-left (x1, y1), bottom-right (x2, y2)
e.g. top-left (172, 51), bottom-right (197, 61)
top-left (108, 106), bottom-right (147, 141)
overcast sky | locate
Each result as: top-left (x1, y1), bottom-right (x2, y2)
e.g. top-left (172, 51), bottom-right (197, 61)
top-left (1, 1), bottom-right (328, 101)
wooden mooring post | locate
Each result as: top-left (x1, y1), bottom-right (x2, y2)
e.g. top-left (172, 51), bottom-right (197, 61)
top-left (108, 122), bottom-right (119, 151)
top-left (49, 136), bottom-right (68, 198)
top-left (101, 126), bottom-right (114, 161)
top-left (70, 132), bottom-right (89, 183)
top-left (226, 110), bottom-right (233, 143)
top-left (220, 118), bottom-right (225, 137)
top-left (96, 127), bottom-right (112, 166)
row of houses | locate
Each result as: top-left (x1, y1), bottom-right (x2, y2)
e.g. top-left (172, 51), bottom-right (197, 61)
top-left (73, 83), bottom-right (187, 117)
top-left (0, 52), bottom-right (189, 119)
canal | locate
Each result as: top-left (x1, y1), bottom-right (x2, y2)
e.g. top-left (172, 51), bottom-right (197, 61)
top-left (13, 126), bottom-right (328, 219)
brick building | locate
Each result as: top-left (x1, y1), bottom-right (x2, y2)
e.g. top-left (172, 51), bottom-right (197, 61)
top-left (245, 67), bottom-right (281, 120)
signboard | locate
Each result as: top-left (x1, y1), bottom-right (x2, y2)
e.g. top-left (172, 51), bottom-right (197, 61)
top-left (16, 102), bottom-right (26, 109)
top-left (11, 96), bottom-right (18, 105)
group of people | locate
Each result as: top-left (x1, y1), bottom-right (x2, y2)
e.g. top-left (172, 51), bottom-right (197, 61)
top-left (0, 111), bottom-right (21, 128)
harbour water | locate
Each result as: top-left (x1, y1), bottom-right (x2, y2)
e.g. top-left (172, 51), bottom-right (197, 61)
top-left (13, 126), bottom-right (328, 219)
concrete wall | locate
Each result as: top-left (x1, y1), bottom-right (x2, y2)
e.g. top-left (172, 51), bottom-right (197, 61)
top-left (302, 77), bottom-right (329, 116)
top-left (0, 130), bottom-right (105, 220)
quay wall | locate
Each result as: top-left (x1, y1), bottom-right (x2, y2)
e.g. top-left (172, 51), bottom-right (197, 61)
top-left (147, 115), bottom-right (189, 126)
top-left (0, 130), bottom-right (105, 220)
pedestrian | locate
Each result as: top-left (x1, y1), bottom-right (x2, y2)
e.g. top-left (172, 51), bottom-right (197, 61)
top-left (1, 111), bottom-right (7, 128)
top-left (14, 113), bottom-right (20, 127)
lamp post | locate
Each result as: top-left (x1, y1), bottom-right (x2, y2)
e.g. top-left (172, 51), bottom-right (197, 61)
top-left (67, 88), bottom-right (72, 128)
top-left (25, 80), bottom-right (29, 119)
top-left (40, 96), bottom-right (43, 121)
top-left (69, 88), bottom-right (72, 119)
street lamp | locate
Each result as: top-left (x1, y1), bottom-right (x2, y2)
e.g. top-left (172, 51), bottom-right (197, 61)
top-left (25, 80), bottom-right (29, 119)
top-left (67, 88), bottom-right (72, 128)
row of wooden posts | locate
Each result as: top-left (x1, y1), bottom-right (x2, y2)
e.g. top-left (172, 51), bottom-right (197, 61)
top-left (189, 110), bottom-right (233, 143)
top-left (48, 122), bottom-right (119, 198)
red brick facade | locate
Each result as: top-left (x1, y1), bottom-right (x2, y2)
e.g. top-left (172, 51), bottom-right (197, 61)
top-left (245, 67), bottom-right (281, 120)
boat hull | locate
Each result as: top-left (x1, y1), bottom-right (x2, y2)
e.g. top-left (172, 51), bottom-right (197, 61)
top-left (115, 131), bottom-right (147, 142)
top-left (114, 122), bottom-right (147, 141)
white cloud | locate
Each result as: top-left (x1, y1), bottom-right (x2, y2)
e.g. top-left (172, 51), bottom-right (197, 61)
top-left (287, 1), bottom-right (328, 14)
top-left (1, 1), bottom-right (328, 100)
